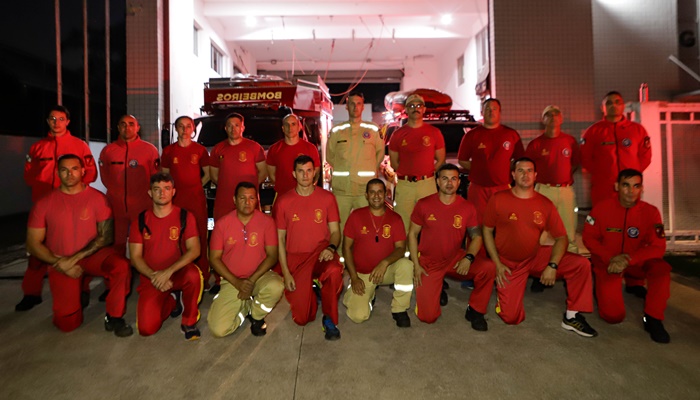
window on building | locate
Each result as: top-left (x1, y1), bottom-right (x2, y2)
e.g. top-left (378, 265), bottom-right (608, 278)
top-left (457, 54), bottom-right (465, 86)
top-left (211, 43), bottom-right (224, 74)
top-left (193, 25), bottom-right (199, 56)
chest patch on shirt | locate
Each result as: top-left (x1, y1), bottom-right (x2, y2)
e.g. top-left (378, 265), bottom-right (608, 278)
top-left (360, 226), bottom-right (369, 234)
top-left (654, 224), bottom-right (665, 238)
top-left (509, 213), bottom-right (518, 221)
top-left (533, 211), bottom-right (544, 225)
top-left (622, 138), bottom-right (632, 147)
top-left (627, 226), bottom-right (640, 238)
top-left (382, 225), bottom-right (392, 239)
top-left (503, 141), bottom-right (511, 150)
top-left (314, 209), bottom-right (324, 224)
top-left (226, 237), bottom-right (236, 245)
top-left (541, 149), bottom-right (550, 156)
top-left (238, 151), bottom-right (247, 162)
top-left (422, 136), bottom-right (432, 147)
top-left (562, 148), bottom-right (571, 157)
top-left (173, 157), bottom-right (179, 164)
top-left (427, 214), bottom-right (437, 221)
top-left (79, 208), bottom-right (90, 221)
top-left (362, 131), bottom-right (371, 139)
top-left (128, 159), bottom-right (139, 168)
top-left (191, 154), bottom-right (199, 164)
top-left (248, 232), bottom-right (259, 246)
top-left (453, 215), bottom-right (463, 229)
top-left (169, 226), bottom-right (180, 241)
top-left (606, 227), bottom-right (622, 233)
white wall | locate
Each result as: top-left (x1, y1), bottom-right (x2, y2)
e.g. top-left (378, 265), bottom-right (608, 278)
top-left (592, 0), bottom-right (680, 105)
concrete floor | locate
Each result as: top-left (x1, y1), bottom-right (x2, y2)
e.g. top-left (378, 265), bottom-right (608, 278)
top-left (1, 255), bottom-right (700, 400)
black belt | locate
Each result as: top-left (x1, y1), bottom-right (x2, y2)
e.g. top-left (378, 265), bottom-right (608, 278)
top-left (398, 175), bottom-right (430, 182)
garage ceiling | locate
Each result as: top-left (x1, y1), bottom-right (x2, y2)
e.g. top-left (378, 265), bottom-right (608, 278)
top-left (202, 0), bottom-right (488, 74)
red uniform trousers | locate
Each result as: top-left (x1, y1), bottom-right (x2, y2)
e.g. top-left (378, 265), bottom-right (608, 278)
top-left (108, 195), bottom-right (150, 255)
top-left (173, 191), bottom-right (210, 284)
top-left (467, 183), bottom-right (510, 224)
top-left (276, 249), bottom-right (343, 325)
top-left (415, 251), bottom-right (496, 324)
top-left (47, 247), bottom-right (130, 332)
top-left (496, 247), bottom-right (593, 325)
top-left (136, 264), bottom-right (202, 336)
top-left (592, 257), bottom-right (670, 322)
top-left (23, 256), bottom-right (92, 296)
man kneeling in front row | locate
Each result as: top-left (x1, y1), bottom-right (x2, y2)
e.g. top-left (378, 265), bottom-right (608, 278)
top-left (583, 169), bottom-right (671, 343)
top-left (130, 172), bottom-right (203, 340)
top-left (26, 154), bottom-right (133, 336)
top-left (343, 179), bottom-right (414, 327)
top-left (208, 182), bottom-right (284, 337)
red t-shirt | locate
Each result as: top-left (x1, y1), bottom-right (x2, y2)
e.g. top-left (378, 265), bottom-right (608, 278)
top-left (344, 206), bottom-right (406, 274)
top-left (524, 133), bottom-right (580, 186)
top-left (483, 190), bottom-right (565, 263)
top-left (210, 138), bottom-right (265, 220)
top-left (210, 209), bottom-right (277, 278)
top-left (266, 139), bottom-right (320, 195)
top-left (28, 187), bottom-right (112, 256)
top-left (410, 193), bottom-right (478, 265)
top-left (161, 142), bottom-right (210, 190)
top-left (129, 206), bottom-right (198, 271)
top-left (273, 188), bottom-right (339, 254)
top-left (457, 125), bottom-right (524, 186)
top-left (388, 124), bottom-right (445, 177)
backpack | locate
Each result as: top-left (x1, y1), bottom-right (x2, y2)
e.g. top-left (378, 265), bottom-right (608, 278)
top-left (138, 208), bottom-right (188, 255)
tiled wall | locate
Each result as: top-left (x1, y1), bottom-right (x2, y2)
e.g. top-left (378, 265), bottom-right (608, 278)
top-left (126, 0), bottom-right (164, 148)
top-left (489, 0), bottom-right (596, 207)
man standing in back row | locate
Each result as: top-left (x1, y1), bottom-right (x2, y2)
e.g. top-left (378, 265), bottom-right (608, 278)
top-left (525, 105), bottom-right (580, 254)
top-left (327, 91), bottom-right (384, 237)
top-left (161, 115), bottom-right (212, 288)
top-left (458, 98), bottom-right (524, 222)
top-left (17, 105), bottom-right (98, 312)
top-left (388, 94), bottom-right (445, 232)
top-left (99, 115), bottom-right (160, 254)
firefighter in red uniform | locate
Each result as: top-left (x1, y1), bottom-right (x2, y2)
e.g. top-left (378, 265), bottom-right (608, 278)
top-left (582, 169), bottom-right (671, 343)
top-left (266, 114), bottom-right (320, 197)
top-left (388, 94), bottom-right (446, 234)
top-left (483, 157), bottom-right (597, 337)
top-left (208, 182), bottom-right (283, 337)
top-left (99, 115), bottom-right (160, 254)
top-left (273, 155), bottom-right (344, 340)
top-left (161, 116), bottom-right (211, 288)
top-left (17, 105), bottom-right (98, 312)
top-left (458, 98), bottom-right (524, 222)
top-left (129, 172), bottom-right (203, 340)
top-left (525, 106), bottom-right (580, 254)
top-left (26, 154), bottom-right (132, 336)
top-left (408, 164), bottom-right (496, 329)
top-left (581, 91), bottom-right (651, 207)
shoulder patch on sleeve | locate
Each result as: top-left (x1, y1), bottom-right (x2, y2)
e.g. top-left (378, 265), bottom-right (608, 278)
top-left (579, 137), bottom-right (586, 145)
top-left (644, 136), bottom-right (651, 148)
top-left (654, 223), bottom-right (665, 238)
top-left (586, 215), bottom-right (595, 225)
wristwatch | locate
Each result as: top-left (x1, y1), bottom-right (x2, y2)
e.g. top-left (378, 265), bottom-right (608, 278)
top-left (464, 253), bottom-right (476, 263)
top-left (547, 262), bottom-right (558, 270)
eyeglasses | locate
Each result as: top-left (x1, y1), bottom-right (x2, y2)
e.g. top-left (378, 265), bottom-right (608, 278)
top-left (406, 104), bottom-right (424, 109)
top-left (47, 117), bottom-right (67, 122)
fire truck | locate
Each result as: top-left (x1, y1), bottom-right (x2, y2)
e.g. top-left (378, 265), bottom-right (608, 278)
top-left (176, 74), bottom-right (334, 218)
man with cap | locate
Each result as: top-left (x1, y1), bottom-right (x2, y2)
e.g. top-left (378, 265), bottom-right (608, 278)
top-left (525, 105), bottom-right (580, 254)
top-left (327, 91), bottom-right (384, 238)
top-left (18, 105), bottom-right (98, 311)
top-left (266, 113), bottom-right (320, 198)
top-left (458, 98), bottom-right (524, 222)
top-left (583, 169), bottom-right (671, 343)
top-left (388, 93), bottom-right (446, 232)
